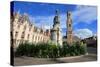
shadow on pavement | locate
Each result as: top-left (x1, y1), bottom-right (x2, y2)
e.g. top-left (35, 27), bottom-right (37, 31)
top-left (50, 58), bottom-right (66, 63)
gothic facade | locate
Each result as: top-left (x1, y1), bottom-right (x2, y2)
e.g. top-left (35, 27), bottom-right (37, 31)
top-left (11, 12), bottom-right (50, 48)
top-left (11, 10), bottom-right (73, 48)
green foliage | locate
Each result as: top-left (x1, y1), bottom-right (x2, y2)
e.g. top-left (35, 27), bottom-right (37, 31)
top-left (15, 43), bottom-right (36, 56)
top-left (68, 42), bottom-right (87, 56)
top-left (15, 41), bottom-right (87, 58)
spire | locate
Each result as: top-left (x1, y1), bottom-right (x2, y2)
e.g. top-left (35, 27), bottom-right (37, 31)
top-left (53, 9), bottom-right (60, 25)
top-left (55, 9), bottom-right (59, 16)
top-left (67, 11), bottom-right (71, 18)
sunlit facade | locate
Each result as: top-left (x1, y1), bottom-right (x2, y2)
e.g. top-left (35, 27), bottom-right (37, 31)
top-left (11, 12), bottom-right (50, 48)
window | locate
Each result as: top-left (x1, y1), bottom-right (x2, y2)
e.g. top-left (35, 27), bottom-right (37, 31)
top-left (29, 24), bottom-right (32, 31)
top-left (18, 16), bottom-right (24, 24)
top-left (18, 17), bottom-right (22, 23)
top-left (68, 31), bottom-right (72, 34)
top-left (69, 24), bottom-right (71, 27)
top-left (41, 37), bottom-right (42, 41)
top-left (29, 26), bottom-right (31, 31)
top-left (40, 37), bottom-right (42, 41)
top-left (37, 36), bottom-right (39, 42)
top-left (15, 31), bottom-right (18, 38)
top-left (33, 29), bottom-right (34, 32)
top-left (32, 35), bottom-right (34, 41)
top-left (13, 39), bottom-right (16, 45)
top-left (34, 27), bottom-right (37, 32)
top-left (27, 34), bottom-right (30, 39)
top-left (24, 25), bottom-right (27, 30)
top-left (37, 36), bottom-right (38, 41)
top-left (38, 36), bottom-right (40, 41)
top-left (40, 29), bottom-right (43, 33)
top-left (21, 31), bottom-right (25, 39)
top-left (35, 36), bottom-right (37, 41)
top-left (17, 24), bottom-right (20, 28)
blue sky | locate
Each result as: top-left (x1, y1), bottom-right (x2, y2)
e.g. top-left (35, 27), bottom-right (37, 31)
top-left (12, 1), bottom-right (97, 39)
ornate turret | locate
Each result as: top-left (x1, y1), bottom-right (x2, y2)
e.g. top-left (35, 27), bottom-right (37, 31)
top-left (51, 10), bottom-right (62, 45)
top-left (53, 10), bottom-right (60, 28)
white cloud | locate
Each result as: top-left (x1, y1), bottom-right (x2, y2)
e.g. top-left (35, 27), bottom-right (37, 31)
top-left (72, 5), bottom-right (97, 25)
top-left (29, 15), bottom-right (54, 28)
top-left (74, 28), bottom-right (93, 39)
top-left (28, 5), bottom-right (97, 37)
top-left (60, 6), bottom-right (97, 28)
top-left (44, 25), bottom-right (51, 29)
top-left (29, 14), bottom-right (67, 29)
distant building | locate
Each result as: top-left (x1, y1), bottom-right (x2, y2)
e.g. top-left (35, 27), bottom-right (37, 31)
top-left (81, 36), bottom-right (97, 47)
top-left (63, 36), bottom-right (81, 44)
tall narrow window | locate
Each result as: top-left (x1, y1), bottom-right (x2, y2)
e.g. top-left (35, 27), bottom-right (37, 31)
top-left (29, 26), bottom-right (31, 31)
top-left (29, 24), bottom-right (32, 31)
top-left (21, 17), bottom-right (24, 24)
top-left (17, 24), bottom-right (20, 29)
top-left (69, 24), bottom-right (71, 27)
top-left (35, 36), bottom-right (37, 41)
top-left (38, 36), bottom-right (40, 41)
top-left (18, 16), bottom-right (24, 24)
top-left (15, 31), bottom-right (18, 38)
top-left (27, 34), bottom-right (30, 40)
top-left (24, 25), bottom-right (27, 30)
top-left (18, 17), bottom-right (22, 23)
top-left (21, 31), bottom-right (25, 39)
top-left (68, 31), bottom-right (72, 34)
top-left (32, 35), bottom-right (34, 41)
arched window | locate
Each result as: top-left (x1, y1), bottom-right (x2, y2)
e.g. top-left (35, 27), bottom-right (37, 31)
top-left (68, 31), bottom-right (72, 34)
top-left (32, 35), bottom-right (34, 41)
top-left (21, 31), bottom-right (25, 39)
top-left (69, 24), bottom-right (71, 27)
top-left (29, 24), bottom-right (32, 31)
top-left (17, 24), bottom-right (20, 29)
top-left (27, 34), bottom-right (30, 40)
top-left (24, 25), bottom-right (27, 30)
top-left (15, 31), bottom-right (18, 39)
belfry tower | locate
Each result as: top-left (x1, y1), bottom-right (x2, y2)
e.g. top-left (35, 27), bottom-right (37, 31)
top-left (51, 10), bottom-right (62, 45)
top-left (66, 11), bottom-right (73, 45)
